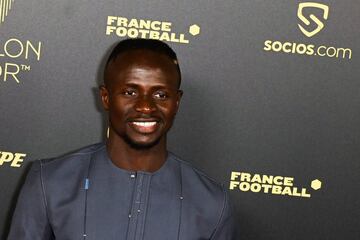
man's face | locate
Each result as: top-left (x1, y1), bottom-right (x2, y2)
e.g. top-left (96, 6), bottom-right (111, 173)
top-left (101, 49), bottom-right (182, 149)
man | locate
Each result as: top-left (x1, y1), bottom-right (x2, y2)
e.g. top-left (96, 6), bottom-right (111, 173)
top-left (8, 39), bottom-right (236, 239)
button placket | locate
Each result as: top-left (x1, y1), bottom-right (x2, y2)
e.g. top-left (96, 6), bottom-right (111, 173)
top-left (126, 173), bottom-right (145, 240)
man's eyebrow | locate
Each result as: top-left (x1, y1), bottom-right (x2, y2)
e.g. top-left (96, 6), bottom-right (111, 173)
top-left (120, 83), bottom-right (177, 92)
top-left (121, 81), bottom-right (172, 87)
top-left (121, 83), bottom-right (139, 88)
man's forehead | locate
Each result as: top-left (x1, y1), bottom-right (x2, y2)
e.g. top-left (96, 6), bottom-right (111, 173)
top-left (105, 49), bottom-right (180, 87)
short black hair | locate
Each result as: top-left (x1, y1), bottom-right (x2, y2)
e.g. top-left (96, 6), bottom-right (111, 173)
top-left (104, 38), bottom-right (181, 87)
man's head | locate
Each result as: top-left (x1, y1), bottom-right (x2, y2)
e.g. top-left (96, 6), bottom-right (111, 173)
top-left (100, 38), bottom-right (183, 149)
top-left (104, 38), bottom-right (181, 88)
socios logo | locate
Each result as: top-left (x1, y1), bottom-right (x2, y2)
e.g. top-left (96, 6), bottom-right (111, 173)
top-left (297, 2), bottom-right (329, 37)
top-left (0, 0), bottom-right (15, 25)
top-left (263, 2), bottom-right (351, 60)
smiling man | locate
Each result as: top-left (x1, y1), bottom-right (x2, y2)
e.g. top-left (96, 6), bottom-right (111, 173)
top-left (8, 39), bottom-right (236, 240)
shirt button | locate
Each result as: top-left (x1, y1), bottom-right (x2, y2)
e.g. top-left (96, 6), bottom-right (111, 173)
top-left (130, 174), bottom-right (136, 178)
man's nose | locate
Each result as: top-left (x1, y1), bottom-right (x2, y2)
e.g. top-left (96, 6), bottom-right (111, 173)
top-left (134, 96), bottom-right (157, 114)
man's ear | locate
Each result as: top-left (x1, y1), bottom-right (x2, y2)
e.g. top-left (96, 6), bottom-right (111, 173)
top-left (176, 90), bottom-right (183, 109)
top-left (99, 85), bottom-right (110, 111)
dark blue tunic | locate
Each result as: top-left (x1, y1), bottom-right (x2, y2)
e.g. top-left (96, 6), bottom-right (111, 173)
top-left (8, 143), bottom-right (237, 239)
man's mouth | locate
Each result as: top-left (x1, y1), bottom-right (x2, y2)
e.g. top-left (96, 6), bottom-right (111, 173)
top-left (128, 121), bottom-right (160, 134)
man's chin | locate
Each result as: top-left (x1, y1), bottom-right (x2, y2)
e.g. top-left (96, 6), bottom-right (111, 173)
top-left (123, 135), bottom-right (161, 150)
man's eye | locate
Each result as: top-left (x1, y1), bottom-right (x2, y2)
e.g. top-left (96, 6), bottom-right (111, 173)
top-left (123, 89), bottom-right (137, 96)
top-left (154, 91), bottom-right (168, 99)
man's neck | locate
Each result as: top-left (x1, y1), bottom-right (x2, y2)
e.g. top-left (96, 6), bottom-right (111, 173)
top-left (106, 135), bottom-right (167, 173)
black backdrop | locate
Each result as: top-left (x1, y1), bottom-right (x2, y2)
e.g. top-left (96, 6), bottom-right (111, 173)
top-left (1, 0), bottom-right (359, 239)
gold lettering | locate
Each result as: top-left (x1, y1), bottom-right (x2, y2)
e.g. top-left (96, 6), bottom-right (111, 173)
top-left (250, 183), bottom-right (262, 192)
top-left (273, 176), bottom-right (283, 185)
top-left (138, 29), bottom-right (150, 38)
top-left (281, 186), bottom-right (292, 196)
top-left (11, 153), bottom-right (26, 167)
top-left (128, 19), bottom-right (139, 28)
top-left (0, 151), bottom-right (14, 165)
top-left (25, 41), bottom-right (42, 61)
top-left (292, 187), bottom-right (302, 197)
top-left (262, 175), bottom-right (273, 184)
top-left (301, 188), bottom-right (311, 198)
top-left (4, 63), bottom-right (20, 83)
top-left (116, 17), bottom-right (128, 26)
top-left (116, 27), bottom-right (127, 37)
top-left (240, 172), bottom-right (251, 182)
top-left (107, 16), bottom-right (117, 25)
top-left (149, 31), bottom-right (160, 40)
top-left (336, 48), bottom-right (352, 59)
top-left (230, 171), bottom-right (240, 181)
top-left (4, 38), bottom-right (24, 58)
top-left (150, 21), bottom-right (161, 31)
top-left (179, 34), bottom-right (189, 44)
top-left (106, 26), bottom-right (116, 35)
top-left (139, 19), bottom-right (151, 29)
top-left (251, 174), bottom-right (262, 183)
top-left (229, 181), bottom-right (239, 190)
top-left (262, 184), bottom-right (272, 193)
top-left (239, 182), bottom-right (250, 191)
top-left (283, 177), bottom-right (294, 186)
top-left (159, 32), bottom-right (170, 42)
top-left (127, 28), bottom-right (139, 38)
top-left (169, 33), bottom-right (179, 43)
top-left (162, 22), bottom-right (172, 32)
top-left (272, 185), bottom-right (282, 194)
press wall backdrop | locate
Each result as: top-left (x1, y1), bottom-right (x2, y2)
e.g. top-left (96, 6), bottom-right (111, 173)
top-left (1, 0), bottom-right (359, 239)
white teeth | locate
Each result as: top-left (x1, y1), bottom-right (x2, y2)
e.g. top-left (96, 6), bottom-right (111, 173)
top-left (132, 122), bottom-right (157, 127)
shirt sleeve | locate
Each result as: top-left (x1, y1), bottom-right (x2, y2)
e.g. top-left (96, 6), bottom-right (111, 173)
top-left (210, 188), bottom-right (238, 240)
top-left (7, 160), bottom-right (54, 240)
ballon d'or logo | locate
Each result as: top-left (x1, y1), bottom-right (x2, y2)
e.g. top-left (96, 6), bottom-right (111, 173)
top-left (0, 0), bottom-right (15, 25)
top-left (297, 2), bottom-right (329, 37)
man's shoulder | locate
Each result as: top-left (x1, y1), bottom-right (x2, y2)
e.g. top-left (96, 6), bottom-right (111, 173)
top-left (33, 142), bottom-right (105, 173)
top-left (169, 153), bottom-right (229, 224)
top-left (169, 153), bottom-right (225, 197)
